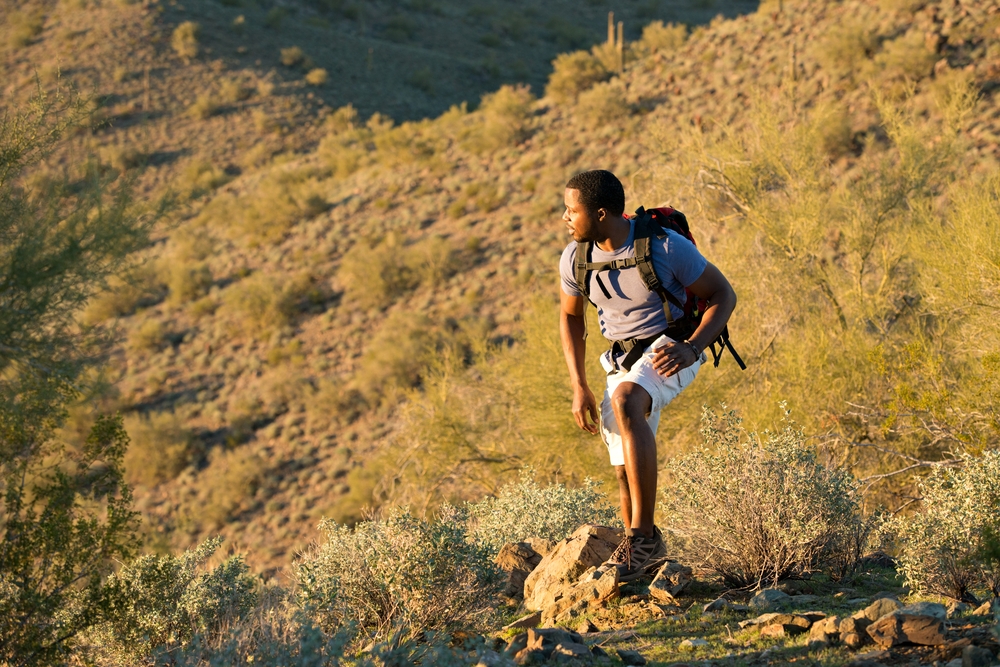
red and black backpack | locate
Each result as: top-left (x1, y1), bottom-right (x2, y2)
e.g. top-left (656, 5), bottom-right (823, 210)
top-left (573, 206), bottom-right (745, 372)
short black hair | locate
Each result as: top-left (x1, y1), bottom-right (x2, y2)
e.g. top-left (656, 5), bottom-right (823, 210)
top-left (566, 169), bottom-right (625, 216)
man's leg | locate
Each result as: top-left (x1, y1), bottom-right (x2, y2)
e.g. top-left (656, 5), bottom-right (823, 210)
top-left (613, 465), bottom-right (632, 531)
top-left (611, 381), bottom-right (656, 538)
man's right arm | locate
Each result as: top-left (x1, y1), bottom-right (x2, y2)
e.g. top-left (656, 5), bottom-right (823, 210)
top-left (559, 290), bottom-right (599, 434)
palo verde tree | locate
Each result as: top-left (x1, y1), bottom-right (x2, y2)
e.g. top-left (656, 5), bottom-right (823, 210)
top-left (0, 86), bottom-right (153, 666)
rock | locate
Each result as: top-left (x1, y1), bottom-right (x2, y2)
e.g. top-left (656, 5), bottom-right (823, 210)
top-left (513, 648), bottom-right (544, 665)
top-left (948, 601), bottom-right (971, 618)
top-left (809, 616), bottom-right (840, 645)
top-left (524, 537), bottom-right (554, 557)
top-left (789, 594), bottom-right (820, 606)
top-left (862, 597), bottom-right (903, 621)
top-left (590, 645), bottom-right (607, 657)
top-left (842, 632), bottom-right (865, 649)
top-left (576, 619), bottom-right (597, 634)
top-left (761, 623), bottom-right (808, 637)
top-left (839, 616), bottom-right (871, 635)
top-left (504, 633), bottom-right (528, 657)
top-left (703, 597), bottom-right (732, 613)
top-left (542, 565), bottom-right (619, 624)
top-left (648, 561), bottom-right (693, 602)
top-left (474, 650), bottom-right (505, 667)
top-left (749, 588), bottom-right (792, 611)
top-left (679, 638), bottom-right (709, 650)
top-left (963, 645), bottom-right (996, 667)
top-left (848, 649), bottom-right (890, 666)
top-left (523, 525), bottom-right (622, 612)
top-left (972, 599), bottom-right (999, 617)
top-left (616, 649), bottom-right (648, 665)
top-left (503, 612), bottom-right (541, 631)
top-left (948, 659), bottom-right (965, 667)
top-left (650, 602), bottom-right (682, 618)
top-left (523, 628), bottom-right (586, 660)
top-left (866, 612), bottom-right (947, 647)
top-left (552, 641), bottom-right (591, 661)
top-left (899, 601), bottom-right (947, 620)
top-left (846, 597), bottom-right (871, 606)
top-left (739, 612), bottom-right (783, 629)
top-left (496, 542), bottom-right (543, 599)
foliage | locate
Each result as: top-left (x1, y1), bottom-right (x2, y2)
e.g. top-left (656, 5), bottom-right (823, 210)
top-left (545, 50), bottom-right (610, 104)
top-left (84, 538), bottom-right (258, 666)
top-left (123, 411), bottom-right (200, 488)
top-left (575, 80), bottom-right (631, 129)
top-left (638, 20), bottom-right (687, 53)
top-left (221, 273), bottom-right (297, 336)
top-left (8, 10), bottom-right (44, 49)
top-left (895, 451), bottom-right (1000, 601)
top-left (0, 86), bottom-right (150, 666)
top-left (465, 84), bottom-right (535, 154)
top-left (459, 472), bottom-right (617, 556)
top-left (296, 508), bottom-right (501, 649)
top-left (305, 68), bottom-right (329, 86)
top-left (171, 21), bottom-right (201, 61)
top-left (659, 407), bottom-right (872, 588)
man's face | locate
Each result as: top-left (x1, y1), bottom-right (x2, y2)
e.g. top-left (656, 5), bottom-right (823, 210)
top-left (563, 188), bottom-right (599, 242)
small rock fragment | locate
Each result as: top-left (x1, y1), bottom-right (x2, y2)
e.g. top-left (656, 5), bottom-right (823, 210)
top-left (590, 645), bottom-right (607, 657)
top-left (513, 648), bottom-right (544, 665)
top-left (679, 638), bottom-right (709, 650)
top-left (552, 641), bottom-right (591, 660)
top-left (503, 612), bottom-right (541, 631)
top-left (576, 619), bottom-right (597, 634)
top-left (503, 633), bottom-right (528, 657)
top-left (761, 623), bottom-right (807, 638)
top-left (616, 649), bottom-right (648, 665)
top-left (947, 600), bottom-right (971, 618)
top-left (648, 561), bottom-right (693, 602)
top-left (972, 599), bottom-right (998, 617)
top-left (862, 597), bottom-right (903, 622)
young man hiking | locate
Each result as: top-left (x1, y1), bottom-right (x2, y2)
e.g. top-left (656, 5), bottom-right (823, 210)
top-left (558, 169), bottom-right (738, 581)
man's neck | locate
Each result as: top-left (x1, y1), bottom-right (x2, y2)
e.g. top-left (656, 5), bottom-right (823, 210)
top-left (595, 215), bottom-right (631, 252)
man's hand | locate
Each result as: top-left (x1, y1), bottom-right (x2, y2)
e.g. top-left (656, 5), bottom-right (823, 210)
top-left (652, 340), bottom-right (698, 377)
top-left (572, 385), bottom-right (600, 434)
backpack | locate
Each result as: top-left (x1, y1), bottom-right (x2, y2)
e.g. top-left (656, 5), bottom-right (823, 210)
top-left (573, 206), bottom-right (746, 372)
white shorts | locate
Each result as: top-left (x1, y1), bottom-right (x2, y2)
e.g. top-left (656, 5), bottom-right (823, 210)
top-left (599, 334), bottom-right (702, 467)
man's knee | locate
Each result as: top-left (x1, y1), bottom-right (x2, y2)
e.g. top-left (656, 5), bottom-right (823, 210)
top-left (611, 383), bottom-right (651, 422)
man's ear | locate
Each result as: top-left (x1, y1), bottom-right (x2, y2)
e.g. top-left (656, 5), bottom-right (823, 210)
top-left (596, 207), bottom-right (608, 223)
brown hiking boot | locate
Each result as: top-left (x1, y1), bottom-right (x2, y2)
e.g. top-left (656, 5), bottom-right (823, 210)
top-left (599, 527), bottom-right (667, 582)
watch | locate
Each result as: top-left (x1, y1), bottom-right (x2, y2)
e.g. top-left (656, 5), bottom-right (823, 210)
top-left (684, 339), bottom-right (701, 358)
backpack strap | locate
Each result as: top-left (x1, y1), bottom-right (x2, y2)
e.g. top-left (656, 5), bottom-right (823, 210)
top-left (574, 241), bottom-right (591, 298)
top-left (633, 213), bottom-right (686, 322)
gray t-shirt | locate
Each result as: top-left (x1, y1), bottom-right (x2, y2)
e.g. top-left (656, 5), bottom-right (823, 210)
top-left (559, 219), bottom-right (707, 341)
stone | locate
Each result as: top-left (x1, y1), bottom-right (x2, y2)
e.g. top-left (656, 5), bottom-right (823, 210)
top-left (899, 601), bottom-right (947, 620)
top-left (524, 537), bottom-right (554, 557)
top-left (866, 612), bottom-right (947, 647)
top-left (842, 632), bottom-right (865, 649)
top-left (948, 601), bottom-right (971, 618)
top-left (948, 660), bottom-right (965, 667)
top-left (809, 616), bottom-right (841, 644)
top-left (525, 627), bottom-right (583, 656)
top-left (591, 645), bottom-right (607, 657)
top-left (973, 599), bottom-right (999, 617)
top-left (739, 612), bottom-right (783, 629)
top-left (513, 648), bottom-right (544, 665)
top-left (963, 645), bottom-right (996, 667)
top-left (679, 638), bottom-right (709, 650)
top-left (839, 616), bottom-right (871, 635)
top-left (543, 565), bottom-right (619, 624)
top-left (475, 650), bottom-right (505, 667)
top-left (552, 641), bottom-right (591, 661)
top-left (523, 525), bottom-right (622, 612)
top-left (616, 649), bottom-right (648, 665)
top-left (576, 619), bottom-right (597, 634)
top-left (790, 594), bottom-right (820, 605)
top-left (862, 597), bottom-right (903, 622)
top-left (703, 597), bottom-right (733, 613)
top-left (648, 561), bottom-right (693, 602)
top-left (504, 633), bottom-right (528, 657)
top-left (761, 623), bottom-right (808, 638)
top-left (848, 649), bottom-right (890, 666)
top-left (503, 612), bottom-right (541, 631)
top-left (650, 602), bottom-right (682, 618)
top-left (496, 542), bottom-right (543, 599)
top-left (750, 588), bottom-right (792, 611)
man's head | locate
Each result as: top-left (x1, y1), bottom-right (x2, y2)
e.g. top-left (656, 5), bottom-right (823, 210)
top-left (563, 170), bottom-right (625, 242)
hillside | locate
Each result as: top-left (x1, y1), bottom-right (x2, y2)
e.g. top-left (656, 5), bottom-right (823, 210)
top-left (6, 0), bottom-right (1000, 580)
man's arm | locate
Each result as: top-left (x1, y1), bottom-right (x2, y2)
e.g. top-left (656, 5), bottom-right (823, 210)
top-left (652, 262), bottom-right (737, 377)
top-left (559, 290), bottom-right (599, 434)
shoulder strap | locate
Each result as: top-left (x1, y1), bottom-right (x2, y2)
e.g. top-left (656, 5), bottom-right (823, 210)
top-left (574, 241), bottom-right (591, 298)
top-left (633, 212), bottom-right (686, 318)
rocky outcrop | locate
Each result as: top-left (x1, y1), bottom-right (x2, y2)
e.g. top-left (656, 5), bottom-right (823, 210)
top-left (866, 612), bottom-right (947, 647)
top-left (540, 565), bottom-right (619, 625)
top-left (522, 524), bottom-right (622, 611)
top-left (495, 542), bottom-right (543, 599)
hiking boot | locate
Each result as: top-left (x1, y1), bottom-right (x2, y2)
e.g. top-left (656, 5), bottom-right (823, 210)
top-left (599, 527), bottom-right (667, 582)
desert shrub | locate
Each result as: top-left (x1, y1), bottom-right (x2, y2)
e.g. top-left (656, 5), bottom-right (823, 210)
top-left (659, 407), bottom-right (870, 588)
top-left (875, 28), bottom-right (938, 81)
top-left (465, 84), bottom-right (534, 153)
top-left (545, 50), bottom-right (610, 104)
top-left (337, 233), bottom-right (457, 309)
top-left (177, 160), bottom-right (230, 199)
top-left (575, 80), bottom-right (630, 128)
top-left (85, 538), bottom-right (257, 666)
top-left (186, 448), bottom-right (267, 529)
top-left (296, 508), bottom-right (501, 648)
top-left (280, 46), bottom-right (305, 67)
top-left (172, 21), bottom-right (200, 61)
top-left (352, 311), bottom-right (445, 401)
top-left (167, 261), bottom-right (213, 305)
top-left (187, 94), bottom-right (220, 120)
top-left (81, 263), bottom-right (163, 324)
top-left (460, 473), bottom-right (617, 555)
top-left (219, 78), bottom-right (251, 103)
top-left (8, 10), bottom-right (44, 49)
top-left (639, 20), bottom-right (687, 53)
top-left (305, 68), bottom-right (328, 86)
top-left (221, 273), bottom-right (296, 336)
top-left (128, 318), bottom-right (165, 351)
top-left (895, 452), bottom-right (1000, 601)
top-left (123, 411), bottom-right (201, 487)
top-left (811, 16), bottom-right (877, 82)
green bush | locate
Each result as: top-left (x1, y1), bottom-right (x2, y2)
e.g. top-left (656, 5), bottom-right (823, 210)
top-left (296, 508), bottom-right (501, 649)
top-left (123, 411), bottom-right (200, 488)
top-left (459, 473), bottom-right (617, 555)
top-left (280, 46), bottom-right (305, 67)
top-left (545, 50), bottom-right (610, 104)
top-left (575, 80), bottom-right (630, 129)
top-left (811, 16), bottom-right (876, 83)
top-left (895, 451), bottom-right (1000, 601)
top-left (8, 10), bottom-right (44, 49)
top-left (639, 20), bottom-right (687, 53)
top-left (85, 538), bottom-right (257, 666)
top-left (221, 273), bottom-right (296, 336)
top-left (305, 68), bottom-right (328, 86)
top-left (659, 407), bottom-right (874, 587)
top-left (337, 233), bottom-right (458, 309)
top-left (875, 28), bottom-right (938, 81)
top-left (81, 263), bottom-right (162, 325)
top-left (167, 261), bottom-right (213, 305)
top-left (188, 94), bottom-right (220, 120)
top-left (465, 84), bottom-right (534, 153)
top-left (128, 318), bottom-right (166, 351)
top-left (172, 21), bottom-right (200, 61)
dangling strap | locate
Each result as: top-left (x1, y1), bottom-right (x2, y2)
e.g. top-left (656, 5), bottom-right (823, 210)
top-left (707, 326), bottom-right (747, 370)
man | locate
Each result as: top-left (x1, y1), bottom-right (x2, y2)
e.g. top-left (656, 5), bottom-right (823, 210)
top-left (558, 169), bottom-right (737, 581)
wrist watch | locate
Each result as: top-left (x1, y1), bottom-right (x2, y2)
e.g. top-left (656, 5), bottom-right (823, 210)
top-left (684, 339), bottom-right (701, 358)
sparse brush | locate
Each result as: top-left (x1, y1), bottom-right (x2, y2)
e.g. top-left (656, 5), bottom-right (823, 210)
top-left (545, 50), bottom-right (610, 104)
top-left (221, 273), bottom-right (297, 336)
top-left (187, 93), bottom-right (220, 120)
top-left (220, 78), bottom-right (251, 103)
top-left (280, 46), bottom-right (305, 67)
top-left (184, 448), bottom-right (267, 529)
top-left (128, 319), bottom-right (166, 352)
top-left (171, 21), bottom-right (200, 61)
top-left (304, 68), bottom-right (328, 86)
top-left (9, 10), bottom-right (44, 49)
top-left (575, 79), bottom-right (630, 128)
top-left (123, 411), bottom-right (201, 487)
top-left (638, 20), bottom-right (687, 53)
top-left (465, 84), bottom-right (534, 154)
top-left (167, 261), bottom-right (213, 305)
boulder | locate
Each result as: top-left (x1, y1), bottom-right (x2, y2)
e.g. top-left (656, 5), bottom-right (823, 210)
top-left (542, 565), bottom-right (619, 625)
top-left (866, 612), bottom-right (947, 647)
top-left (861, 597), bottom-right (903, 622)
top-left (496, 542), bottom-right (543, 599)
top-left (789, 594), bottom-right (820, 606)
top-left (842, 632), bottom-right (865, 650)
top-left (839, 616), bottom-right (871, 636)
top-left (524, 628), bottom-right (585, 659)
top-left (703, 597), bottom-right (747, 613)
top-left (551, 641), bottom-right (591, 661)
top-left (899, 601), bottom-right (947, 620)
top-left (679, 638), bottom-right (709, 650)
top-left (962, 645), bottom-right (995, 667)
top-left (524, 537), bottom-right (554, 558)
top-left (503, 633), bottom-right (529, 658)
top-left (972, 599), bottom-right (999, 617)
top-left (749, 589), bottom-right (792, 611)
top-left (648, 561), bottom-right (693, 603)
top-left (503, 611), bottom-right (541, 631)
top-left (523, 525), bottom-right (622, 611)
top-left (761, 623), bottom-right (808, 638)
top-left (808, 616), bottom-right (840, 647)
top-left (616, 649), bottom-right (648, 665)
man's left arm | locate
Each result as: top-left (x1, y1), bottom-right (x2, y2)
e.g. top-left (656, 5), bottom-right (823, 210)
top-left (652, 262), bottom-right (737, 377)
